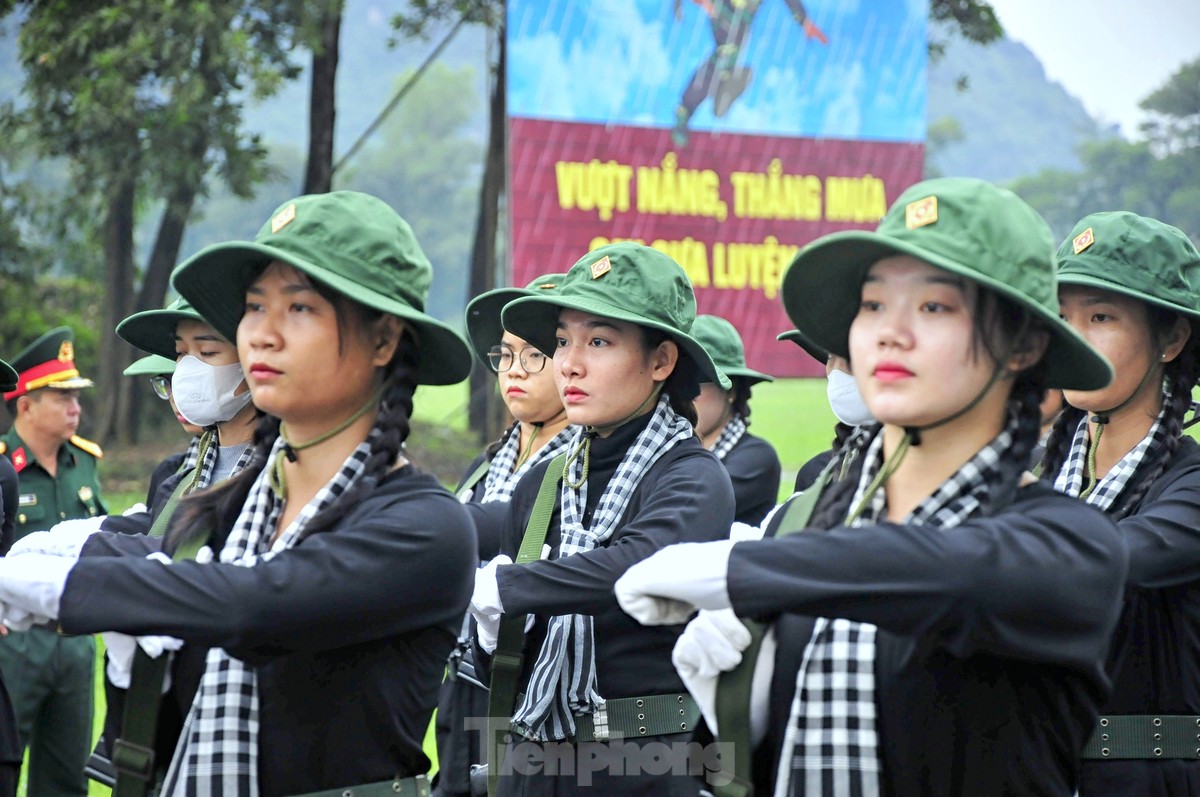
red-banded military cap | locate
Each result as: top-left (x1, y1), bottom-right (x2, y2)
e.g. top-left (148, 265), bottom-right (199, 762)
top-left (3, 327), bottom-right (94, 401)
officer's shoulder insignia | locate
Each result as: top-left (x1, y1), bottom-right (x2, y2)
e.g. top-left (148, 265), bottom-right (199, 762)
top-left (69, 435), bottom-right (103, 459)
top-left (905, 196), bottom-right (938, 230)
top-left (590, 255), bottom-right (612, 280)
top-left (1072, 227), bottom-right (1095, 254)
top-left (11, 447), bottom-right (26, 473)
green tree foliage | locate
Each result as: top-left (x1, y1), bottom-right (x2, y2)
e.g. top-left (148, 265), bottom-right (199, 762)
top-left (0, 0), bottom-right (311, 441)
top-left (1011, 58), bottom-right (1200, 244)
top-left (338, 62), bottom-right (484, 321)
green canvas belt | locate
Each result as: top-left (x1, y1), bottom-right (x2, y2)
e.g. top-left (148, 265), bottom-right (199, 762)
top-left (289, 773), bottom-right (429, 797)
top-left (1081, 715), bottom-right (1200, 759)
top-left (570, 692), bottom-right (700, 743)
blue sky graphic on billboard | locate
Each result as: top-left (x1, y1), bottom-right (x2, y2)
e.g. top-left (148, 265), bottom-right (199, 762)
top-left (508, 0), bottom-right (927, 143)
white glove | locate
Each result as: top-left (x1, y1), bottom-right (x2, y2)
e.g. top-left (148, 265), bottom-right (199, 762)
top-left (672, 609), bottom-right (753, 732)
top-left (470, 555), bottom-right (512, 654)
top-left (102, 631), bottom-right (183, 690)
top-left (8, 516), bottom-right (107, 559)
top-left (729, 521), bottom-right (766, 542)
top-left (1, 605), bottom-right (53, 632)
top-left (615, 540), bottom-right (736, 626)
top-left (122, 503), bottom-right (148, 516)
top-left (471, 555), bottom-right (511, 617)
top-left (0, 553), bottom-right (75, 620)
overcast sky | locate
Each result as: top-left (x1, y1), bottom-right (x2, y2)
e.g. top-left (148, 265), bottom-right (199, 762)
top-left (988, 0), bottom-right (1200, 138)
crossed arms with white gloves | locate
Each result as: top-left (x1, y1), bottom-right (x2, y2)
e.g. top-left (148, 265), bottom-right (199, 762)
top-left (0, 516), bottom-right (186, 687)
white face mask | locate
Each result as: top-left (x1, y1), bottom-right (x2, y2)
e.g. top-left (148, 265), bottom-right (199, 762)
top-left (826, 367), bottom-right (874, 426)
top-left (171, 355), bottom-right (253, 428)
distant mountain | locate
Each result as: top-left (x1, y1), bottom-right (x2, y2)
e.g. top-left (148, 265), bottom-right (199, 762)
top-left (927, 35), bottom-right (1119, 183)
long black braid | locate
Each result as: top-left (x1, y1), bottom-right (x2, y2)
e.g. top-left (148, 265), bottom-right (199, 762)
top-left (1037, 404), bottom-right (1087, 485)
top-left (1111, 336), bottom-right (1199, 517)
top-left (298, 332), bottom-right (418, 540)
top-left (982, 367), bottom-right (1045, 515)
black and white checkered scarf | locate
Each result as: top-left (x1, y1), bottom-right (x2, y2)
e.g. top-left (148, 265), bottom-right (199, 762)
top-left (777, 417), bottom-right (1014, 797)
top-left (1053, 387), bottom-right (1170, 513)
top-left (510, 394), bottom-right (693, 741)
top-left (481, 423), bottom-right (575, 504)
top-left (178, 431), bottom-right (256, 493)
top-left (711, 414), bottom-right (747, 461)
top-left (160, 430), bottom-right (377, 796)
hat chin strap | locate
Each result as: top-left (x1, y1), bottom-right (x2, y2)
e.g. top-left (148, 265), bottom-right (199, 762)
top-left (846, 362), bottom-right (1007, 525)
top-left (269, 383), bottom-right (386, 499)
top-left (562, 384), bottom-right (664, 490)
top-left (1079, 360), bottom-right (1161, 499)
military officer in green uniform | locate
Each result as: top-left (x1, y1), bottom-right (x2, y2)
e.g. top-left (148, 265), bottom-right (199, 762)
top-left (0, 327), bottom-right (104, 797)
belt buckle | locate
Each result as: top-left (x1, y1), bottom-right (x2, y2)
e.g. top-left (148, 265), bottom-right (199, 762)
top-left (591, 705), bottom-right (610, 741)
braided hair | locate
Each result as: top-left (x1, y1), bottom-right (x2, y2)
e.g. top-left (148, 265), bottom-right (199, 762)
top-left (1040, 311), bottom-right (1199, 518)
top-left (806, 284), bottom-right (1049, 530)
top-left (167, 267), bottom-right (419, 552)
top-left (729, 377), bottom-right (754, 423)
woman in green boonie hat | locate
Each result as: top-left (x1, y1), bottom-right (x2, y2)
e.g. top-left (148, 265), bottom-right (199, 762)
top-left (615, 177), bottom-right (1130, 796)
top-left (690, 314), bottom-right (781, 526)
top-left (434, 273), bottom-right (574, 797)
top-left (1039, 211), bottom-right (1200, 796)
top-left (466, 242), bottom-right (735, 794)
top-left (0, 190), bottom-right (477, 796)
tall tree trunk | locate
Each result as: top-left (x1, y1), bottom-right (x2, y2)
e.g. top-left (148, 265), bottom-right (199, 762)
top-left (94, 177), bottom-right (137, 444)
top-left (467, 28), bottom-right (507, 444)
top-left (304, 1), bottom-right (342, 194)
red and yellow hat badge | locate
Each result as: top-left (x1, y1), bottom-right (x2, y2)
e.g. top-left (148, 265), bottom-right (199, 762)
top-left (3, 327), bottom-right (94, 401)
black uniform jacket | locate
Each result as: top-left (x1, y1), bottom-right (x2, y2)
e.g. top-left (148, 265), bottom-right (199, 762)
top-left (60, 465), bottom-right (476, 796)
top-left (722, 431), bottom-right (781, 526)
top-left (731, 481), bottom-right (1128, 797)
top-left (491, 414), bottom-right (736, 706)
top-left (1079, 436), bottom-right (1200, 796)
top-left (456, 451), bottom-right (509, 562)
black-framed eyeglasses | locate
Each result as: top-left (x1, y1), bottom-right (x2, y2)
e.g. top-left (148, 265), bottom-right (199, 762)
top-left (149, 375), bottom-right (172, 401)
top-left (488, 344), bottom-right (548, 373)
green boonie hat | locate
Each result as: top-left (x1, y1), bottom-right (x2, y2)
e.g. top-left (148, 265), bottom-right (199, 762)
top-left (123, 354), bottom-right (177, 377)
top-left (4, 326), bottom-right (94, 401)
top-left (1056, 211), bottom-right (1200, 322)
top-left (776, 328), bottom-right (828, 363)
top-left (117, 297), bottom-right (209, 360)
top-left (781, 177), bottom-right (1113, 391)
top-left (0, 359), bottom-right (16, 393)
top-left (465, 273), bottom-right (565, 368)
top-left (502, 243), bottom-right (731, 389)
top-left (691, 315), bottom-right (773, 385)
top-left (170, 191), bottom-right (472, 386)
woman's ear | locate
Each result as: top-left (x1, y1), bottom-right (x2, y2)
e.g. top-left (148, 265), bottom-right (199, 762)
top-left (1160, 315), bottom-right (1192, 364)
top-left (372, 316), bottom-right (407, 367)
top-left (650, 339), bottom-right (680, 383)
top-left (1005, 328), bottom-right (1050, 373)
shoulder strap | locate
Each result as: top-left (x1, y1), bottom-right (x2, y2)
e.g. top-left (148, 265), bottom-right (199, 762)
top-left (457, 457), bottom-right (492, 498)
top-left (112, 492), bottom-right (213, 796)
top-left (145, 475), bottom-right (190, 539)
top-left (711, 460), bottom-right (836, 797)
top-left (487, 453), bottom-right (567, 797)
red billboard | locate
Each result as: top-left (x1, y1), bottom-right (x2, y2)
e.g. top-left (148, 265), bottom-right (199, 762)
top-left (507, 1), bottom-right (927, 377)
